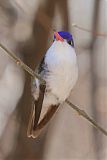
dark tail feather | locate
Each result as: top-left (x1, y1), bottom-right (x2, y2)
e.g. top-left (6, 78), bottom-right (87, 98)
top-left (28, 104), bottom-right (59, 139)
top-left (33, 84), bottom-right (46, 129)
top-left (27, 84), bottom-right (46, 138)
top-left (27, 102), bottom-right (35, 137)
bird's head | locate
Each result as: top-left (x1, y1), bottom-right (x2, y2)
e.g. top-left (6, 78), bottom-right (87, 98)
top-left (54, 31), bottom-right (74, 47)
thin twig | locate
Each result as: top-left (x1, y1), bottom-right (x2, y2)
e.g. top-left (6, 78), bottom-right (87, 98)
top-left (0, 43), bottom-right (107, 137)
top-left (0, 43), bottom-right (45, 85)
top-left (66, 100), bottom-right (107, 136)
top-left (72, 24), bottom-right (107, 37)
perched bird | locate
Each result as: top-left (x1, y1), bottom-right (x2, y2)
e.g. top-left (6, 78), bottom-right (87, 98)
top-left (27, 31), bottom-right (78, 138)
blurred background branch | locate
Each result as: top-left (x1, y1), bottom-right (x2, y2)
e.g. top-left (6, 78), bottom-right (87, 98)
top-left (72, 24), bottom-right (107, 37)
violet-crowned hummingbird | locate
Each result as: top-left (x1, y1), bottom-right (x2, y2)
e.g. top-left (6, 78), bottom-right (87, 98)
top-left (27, 31), bottom-right (78, 138)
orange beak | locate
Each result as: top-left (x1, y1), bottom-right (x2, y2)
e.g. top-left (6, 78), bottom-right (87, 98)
top-left (54, 32), bottom-right (64, 42)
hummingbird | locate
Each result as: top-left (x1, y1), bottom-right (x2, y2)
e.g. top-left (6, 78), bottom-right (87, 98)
top-left (27, 31), bottom-right (78, 138)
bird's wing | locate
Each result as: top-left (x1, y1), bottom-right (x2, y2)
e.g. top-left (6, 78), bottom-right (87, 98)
top-left (27, 57), bottom-right (60, 138)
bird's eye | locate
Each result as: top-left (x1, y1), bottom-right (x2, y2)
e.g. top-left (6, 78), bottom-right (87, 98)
top-left (67, 40), bottom-right (72, 45)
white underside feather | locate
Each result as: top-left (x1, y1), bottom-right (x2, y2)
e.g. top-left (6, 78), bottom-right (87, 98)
top-left (33, 41), bottom-right (78, 108)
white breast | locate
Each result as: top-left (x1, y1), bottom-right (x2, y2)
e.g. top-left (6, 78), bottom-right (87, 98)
top-left (44, 41), bottom-right (78, 103)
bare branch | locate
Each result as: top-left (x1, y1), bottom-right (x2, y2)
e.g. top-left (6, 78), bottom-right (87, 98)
top-left (72, 24), bottom-right (107, 37)
top-left (66, 100), bottom-right (107, 136)
top-left (0, 43), bottom-right (107, 137)
top-left (0, 43), bottom-right (45, 85)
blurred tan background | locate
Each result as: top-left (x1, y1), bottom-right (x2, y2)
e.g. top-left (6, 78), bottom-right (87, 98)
top-left (0, 0), bottom-right (107, 160)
